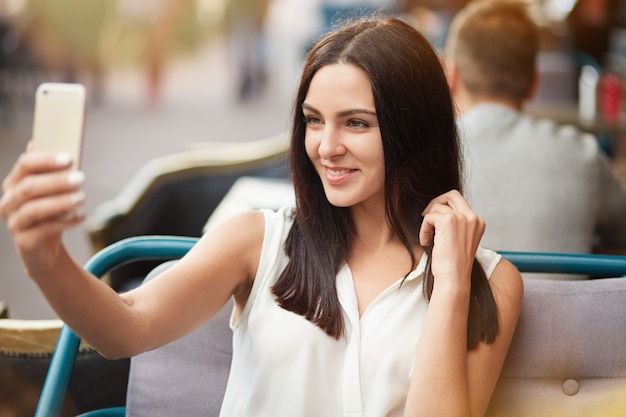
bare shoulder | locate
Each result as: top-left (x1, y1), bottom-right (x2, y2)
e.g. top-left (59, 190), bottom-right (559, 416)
top-left (205, 210), bottom-right (266, 239)
top-left (185, 210), bottom-right (266, 287)
top-left (489, 257), bottom-right (524, 311)
top-left (195, 210), bottom-right (265, 260)
top-left (489, 258), bottom-right (524, 327)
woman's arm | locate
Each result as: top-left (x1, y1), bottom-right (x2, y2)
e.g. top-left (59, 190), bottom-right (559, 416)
top-left (405, 190), bottom-right (523, 417)
top-left (1, 149), bottom-right (263, 359)
top-left (466, 260), bottom-right (523, 416)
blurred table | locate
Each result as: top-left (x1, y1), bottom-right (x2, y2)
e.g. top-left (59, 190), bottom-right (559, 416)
top-left (203, 176), bottom-right (294, 232)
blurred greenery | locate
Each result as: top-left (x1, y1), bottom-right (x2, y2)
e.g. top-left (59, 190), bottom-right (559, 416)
top-left (9, 0), bottom-right (222, 71)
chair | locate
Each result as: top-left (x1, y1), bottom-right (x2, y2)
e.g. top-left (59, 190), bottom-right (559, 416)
top-left (34, 236), bottom-right (626, 417)
top-left (0, 319), bottom-right (129, 416)
top-left (32, 236), bottom-right (198, 417)
top-left (485, 277), bottom-right (626, 416)
top-left (85, 133), bottom-right (289, 292)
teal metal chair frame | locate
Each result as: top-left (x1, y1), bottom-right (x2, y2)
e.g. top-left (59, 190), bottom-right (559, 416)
top-left (34, 236), bottom-right (626, 417)
top-left (35, 236), bottom-right (198, 417)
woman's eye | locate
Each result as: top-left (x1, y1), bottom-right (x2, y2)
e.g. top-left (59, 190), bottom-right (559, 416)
top-left (304, 116), bottom-right (323, 126)
top-left (348, 119), bottom-right (368, 128)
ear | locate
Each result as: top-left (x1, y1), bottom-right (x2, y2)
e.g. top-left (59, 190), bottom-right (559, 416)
top-left (526, 70), bottom-right (540, 101)
top-left (446, 61), bottom-right (460, 93)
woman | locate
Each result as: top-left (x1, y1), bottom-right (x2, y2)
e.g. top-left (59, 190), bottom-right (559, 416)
top-left (0, 17), bottom-right (523, 417)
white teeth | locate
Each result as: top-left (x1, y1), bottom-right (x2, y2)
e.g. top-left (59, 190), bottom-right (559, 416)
top-left (327, 168), bottom-right (351, 176)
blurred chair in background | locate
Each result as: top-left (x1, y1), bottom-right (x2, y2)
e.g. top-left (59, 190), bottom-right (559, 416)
top-left (85, 133), bottom-right (290, 292)
top-left (0, 319), bottom-right (129, 417)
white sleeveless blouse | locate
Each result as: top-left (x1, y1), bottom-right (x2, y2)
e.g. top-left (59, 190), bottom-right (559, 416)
top-left (219, 207), bottom-right (502, 417)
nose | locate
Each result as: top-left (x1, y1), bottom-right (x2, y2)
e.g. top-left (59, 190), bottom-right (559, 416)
top-left (317, 125), bottom-right (346, 159)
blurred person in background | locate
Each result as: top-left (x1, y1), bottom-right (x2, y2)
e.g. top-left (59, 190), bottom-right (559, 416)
top-left (223, 0), bottom-right (273, 101)
top-left (396, 0), bottom-right (470, 49)
top-left (566, 0), bottom-right (626, 67)
top-left (18, 0), bottom-right (111, 103)
top-left (57, 0), bottom-right (110, 103)
top-left (116, 0), bottom-right (192, 105)
top-left (445, 0), bottom-right (626, 280)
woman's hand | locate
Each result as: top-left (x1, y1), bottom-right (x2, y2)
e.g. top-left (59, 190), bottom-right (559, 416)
top-left (409, 190), bottom-right (523, 417)
top-left (0, 147), bottom-right (86, 276)
top-left (419, 189), bottom-right (485, 288)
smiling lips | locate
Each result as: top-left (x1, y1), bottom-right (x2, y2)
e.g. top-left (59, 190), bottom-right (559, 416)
top-left (324, 166), bottom-right (357, 185)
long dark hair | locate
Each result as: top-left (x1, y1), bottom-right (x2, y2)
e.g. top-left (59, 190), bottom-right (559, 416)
top-left (272, 17), bottom-right (498, 350)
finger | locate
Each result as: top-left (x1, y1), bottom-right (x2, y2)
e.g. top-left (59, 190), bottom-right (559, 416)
top-left (422, 189), bottom-right (472, 215)
top-left (419, 211), bottom-right (456, 247)
top-left (419, 203), bottom-right (451, 246)
top-left (419, 207), bottom-right (485, 248)
top-left (423, 202), bottom-right (455, 216)
top-left (1, 170), bottom-right (85, 219)
top-left (2, 151), bottom-right (73, 191)
top-left (419, 212), bottom-right (436, 247)
top-left (427, 201), bottom-right (483, 227)
top-left (6, 190), bottom-right (86, 233)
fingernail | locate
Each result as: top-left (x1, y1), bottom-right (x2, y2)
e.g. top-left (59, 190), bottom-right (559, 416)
top-left (69, 191), bottom-right (86, 204)
top-left (67, 171), bottom-right (85, 186)
top-left (55, 152), bottom-right (72, 166)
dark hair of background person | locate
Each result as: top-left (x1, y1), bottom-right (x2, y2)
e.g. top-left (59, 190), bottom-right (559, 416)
top-left (446, 0), bottom-right (539, 103)
top-left (272, 17), bottom-right (498, 350)
top-left (567, 0), bottom-right (626, 67)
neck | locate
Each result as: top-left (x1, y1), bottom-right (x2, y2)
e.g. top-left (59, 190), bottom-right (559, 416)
top-left (454, 86), bottom-right (524, 116)
top-left (351, 205), bottom-right (395, 246)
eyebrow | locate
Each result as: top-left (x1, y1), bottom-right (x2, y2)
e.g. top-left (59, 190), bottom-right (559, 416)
top-left (302, 103), bottom-right (377, 118)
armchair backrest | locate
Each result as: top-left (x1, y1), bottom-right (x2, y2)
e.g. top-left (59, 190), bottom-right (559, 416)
top-left (33, 237), bottom-right (626, 417)
top-left (85, 134), bottom-right (289, 292)
top-left (485, 277), bottom-right (626, 417)
top-left (126, 251), bottom-right (626, 417)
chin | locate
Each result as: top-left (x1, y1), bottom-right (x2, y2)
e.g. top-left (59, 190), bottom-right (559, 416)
top-left (324, 194), bottom-right (358, 208)
top-left (323, 192), bottom-right (352, 208)
top-left (327, 201), bottom-right (352, 208)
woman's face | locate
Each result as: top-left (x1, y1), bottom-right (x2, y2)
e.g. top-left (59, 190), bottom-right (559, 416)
top-left (303, 63), bottom-right (385, 210)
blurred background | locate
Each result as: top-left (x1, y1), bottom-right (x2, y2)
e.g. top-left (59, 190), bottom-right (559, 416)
top-left (1, 0), bottom-right (625, 319)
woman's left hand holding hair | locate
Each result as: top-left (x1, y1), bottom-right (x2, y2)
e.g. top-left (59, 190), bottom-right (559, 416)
top-left (410, 190), bottom-right (522, 417)
top-left (419, 189), bottom-right (485, 290)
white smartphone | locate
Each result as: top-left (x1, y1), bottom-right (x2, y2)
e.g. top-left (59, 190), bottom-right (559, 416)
top-left (31, 82), bottom-right (86, 169)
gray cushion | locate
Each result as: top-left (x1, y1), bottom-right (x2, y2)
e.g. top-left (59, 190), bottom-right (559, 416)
top-left (486, 277), bottom-right (626, 417)
top-left (125, 261), bottom-right (233, 417)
